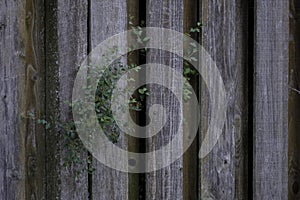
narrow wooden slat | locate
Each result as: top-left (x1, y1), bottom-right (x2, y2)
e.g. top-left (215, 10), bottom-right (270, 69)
top-left (200, 0), bottom-right (248, 198)
top-left (90, 1), bottom-right (129, 199)
top-left (253, 0), bottom-right (289, 199)
top-left (0, 0), bottom-right (27, 199)
top-left (145, 0), bottom-right (184, 199)
top-left (45, 0), bottom-right (89, 199)
top-left (57, 1), bottom-right (89, 199)
top-left (234, 1), bottom-right (249, 198)
top-left (24, 0), bottom-right (46, 198)
top-left (288, 0), bottom-right (300, 199)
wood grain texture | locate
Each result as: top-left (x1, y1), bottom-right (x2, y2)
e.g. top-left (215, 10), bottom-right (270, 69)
top-left (90, 1), bottom-right (129, 199)
top-left (0, 0), bottom-right (27, 199)
top-left (288, 0), bottom-right (300, 199)
top-left (145, 0), bottom-right (184, 199)
top-left (200, 0), bottom-right (248, 199)
top-left (253, 0), bottom-right (289, 199)
top-left (45, 0), bottom-right (89, 199)
top-left (24, 0), bottom-right (45, 199)
top-left (57, 1), bottom-right (89, 199)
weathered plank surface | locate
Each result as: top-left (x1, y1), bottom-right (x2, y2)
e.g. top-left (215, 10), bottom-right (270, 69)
top-left (0, 0), bottom-right (295, 199)
top-left (1, 0), bottom-right (46, 199)
top-left (288, 0), bottom-right (300, 199)
top-left (200, 0), bottom-right (248, 199)
top-left (24, 0), bottom-right (46, 199)
top-left (90, 1), bottom-right (129, 199)
top-left (253, 0), bottom-right (289, 199)
top-left (45, 0), bottom-right (89, 199)
top-left (0, 0), bottom-right (27, 199)
top-left (57, 1), bottom-right (89, 199)
top-left (145, 0), bottom-right (184, 199)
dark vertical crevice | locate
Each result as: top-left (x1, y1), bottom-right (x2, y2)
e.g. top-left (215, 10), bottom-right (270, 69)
top-left (43, 0), bottom-right (47, 199)
top-left (87, 0), bottom-right (93, 199)
top-left (288, 0), bottom-right (300, 198)
top-left (196, 2), bottom-right (200, 199)
top-left (183, 0), bottom-right (200, 199)
top-left (197, 0), bottom-right (202, 199)
top-left (196, 1), bottom-right (201, 199)
top-left (138, 1), bottom-right (147, 199)
top-left (247, 0), bottom-right (254, 199)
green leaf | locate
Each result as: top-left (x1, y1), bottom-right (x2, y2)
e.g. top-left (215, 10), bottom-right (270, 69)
top-left (143, 37), bottom-right (150, 42)
top-left (138, 88), bottom-right (145, 94)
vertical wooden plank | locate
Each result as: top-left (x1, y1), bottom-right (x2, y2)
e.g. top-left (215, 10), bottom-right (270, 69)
top-left (45, 0), bottom-right (89, 199)
top-left (24, 0), bottom-right (45, 199)
top-left (145, 0), bottom-right (184, 199)
top-left (0, 0), bottom-right (26, 199)
top-left (90, 1), bottom-right (128, 199)
top-left (234, 1), bottom-right (249, 199)
top-left (289, 0), bottom-right (300, 198)
top-left (253, 0), bottom-right (289, 199)
top-left (200, 0), bottom-right (248, 199)
top-left (57, 1), bottom-right (89, 199)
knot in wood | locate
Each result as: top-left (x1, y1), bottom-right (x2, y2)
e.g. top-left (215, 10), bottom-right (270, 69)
top-left (25, 12), bottom-right (33, 27)
top-left (0, 23), bottom-right (6, 30)
top-left (293, 181), bottom-right (299, 194)
top-left (31, 73), bottom-right (38, 81)
top-left (27, 156), bottom-right (37, 176)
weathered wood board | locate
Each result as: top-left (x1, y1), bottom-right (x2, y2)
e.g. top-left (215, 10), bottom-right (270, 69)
top-left (199, 0), bottom-right (249, 199)
top-left (253, 0), bottom-right (289, 199)
top-left (145, 0), bottom-right (184, 199)
top-left (90, 0), bottom-right (129, 199)
top-left (0, 0), bottom-right (27, 199)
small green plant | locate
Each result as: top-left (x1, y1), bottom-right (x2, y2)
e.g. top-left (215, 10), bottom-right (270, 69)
top-left (27, 18), bottom-right (203, 179)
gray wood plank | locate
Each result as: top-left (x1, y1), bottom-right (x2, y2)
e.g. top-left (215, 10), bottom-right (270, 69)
top-left (45, 0), bottom-right (89, 199)
top-left (288, 0), bottom-right (300, 198)
top-left (253, 0), bottom-right (289, 199)
top-left (57, 1), bottom-right (89, 199)
top-left (199, 0), bottom-right (248, 199)
top-left (0, 0), bottom-right (26, 199)
top-left (90, 1), bottom-right (129, 199)
top-left (145, 0), bottom-right (184, 199)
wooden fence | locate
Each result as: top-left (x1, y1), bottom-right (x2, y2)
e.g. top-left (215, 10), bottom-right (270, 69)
top-left (0, 0), bottom-right (298, 199)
